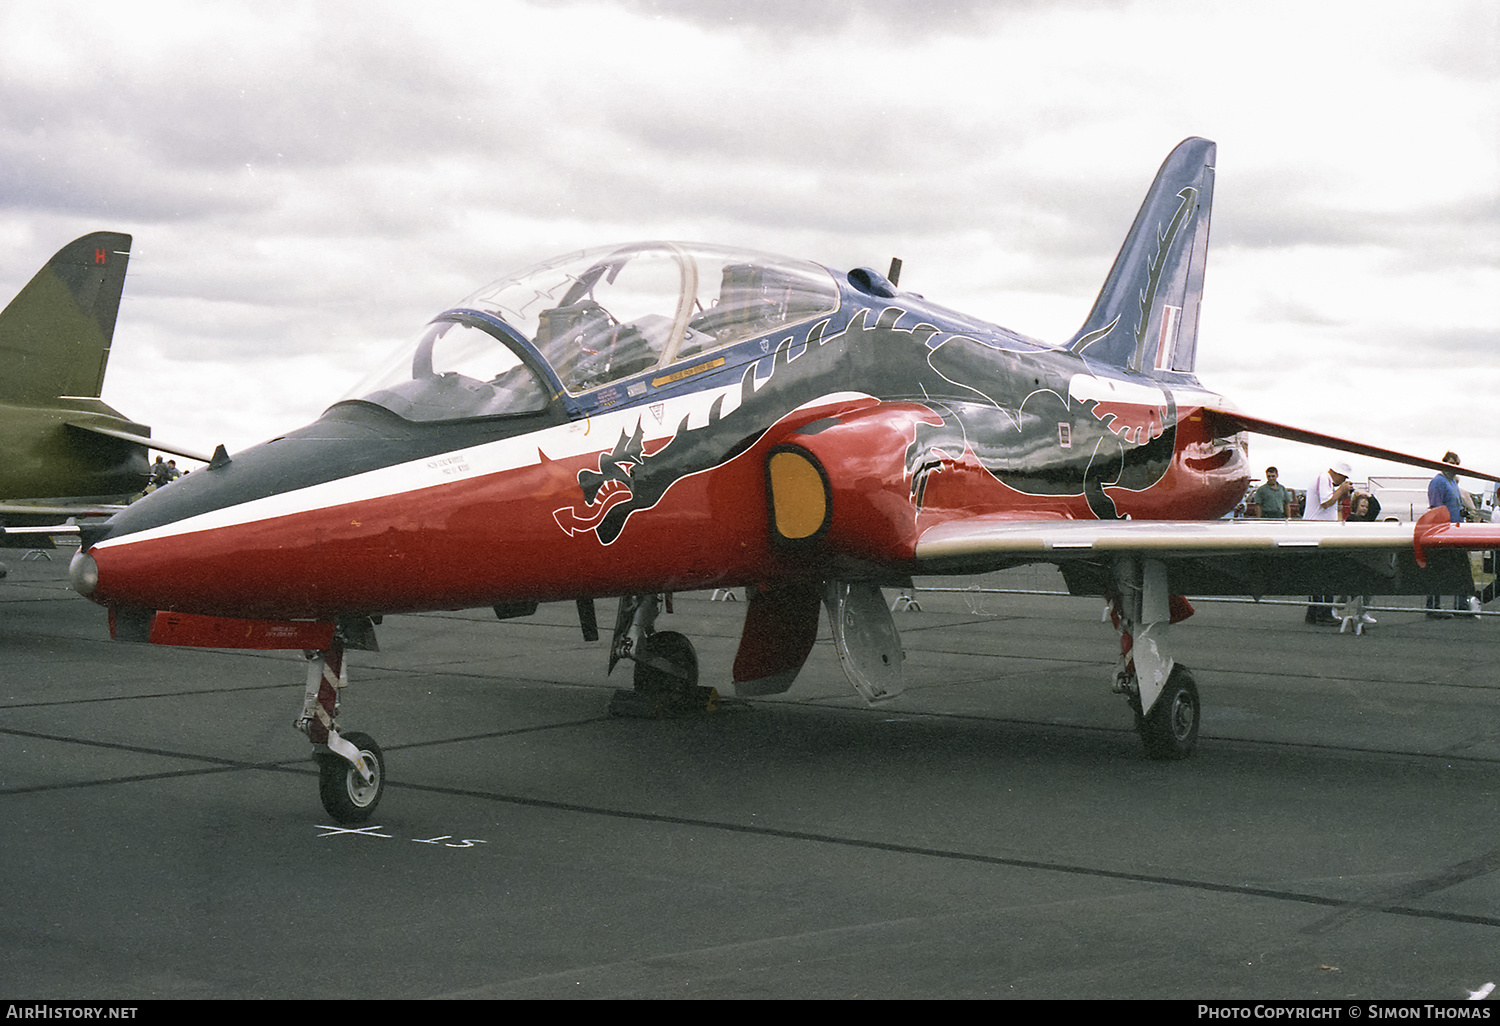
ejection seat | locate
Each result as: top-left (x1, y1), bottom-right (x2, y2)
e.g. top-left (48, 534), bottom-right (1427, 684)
top-left (536, 300), bottom-right (655, 391)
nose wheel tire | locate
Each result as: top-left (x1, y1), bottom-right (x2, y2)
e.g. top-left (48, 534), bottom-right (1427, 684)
top-left (317, 731), bottom-right (385, 823)
top-left (1136, 666), bottom-right (1199, 760)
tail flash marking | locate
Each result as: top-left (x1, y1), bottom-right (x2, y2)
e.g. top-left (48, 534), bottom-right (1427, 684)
top-left (1155, 304), bottom-right (1182, 372)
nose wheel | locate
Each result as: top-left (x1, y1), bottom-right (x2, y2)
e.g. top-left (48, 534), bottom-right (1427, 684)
top-left (317, 731), bottom-right (386, 823)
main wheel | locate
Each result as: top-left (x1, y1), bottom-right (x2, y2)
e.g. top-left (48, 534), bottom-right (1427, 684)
top-left (318, 731), bottom-right (385, 823)
top-left (632, 630), bottom-right (699, 697)
top-left (1137, 666), bottom-right (1200, 760)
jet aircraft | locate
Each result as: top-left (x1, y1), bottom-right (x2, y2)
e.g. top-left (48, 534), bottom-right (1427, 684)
top-left (66, 138), bottom-right (1500, 822)
top-left (0, 231), bottom-right (211, 532)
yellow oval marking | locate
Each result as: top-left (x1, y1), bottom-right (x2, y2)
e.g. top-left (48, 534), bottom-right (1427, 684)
top-left (769, 451), bottom-right (827, 540)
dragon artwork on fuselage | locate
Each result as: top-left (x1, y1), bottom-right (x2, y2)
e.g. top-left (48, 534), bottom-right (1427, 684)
top-left (902, 332), bottom-right (1178, 523)
top-left (904, 180), bottom-right (1203, 523)
top-left (550, 297), bottom-right (1190, 550)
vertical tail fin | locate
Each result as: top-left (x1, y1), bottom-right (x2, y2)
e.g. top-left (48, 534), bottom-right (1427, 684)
top-left (1066, 138), bottom-right (1214, 378)
top-left (0, 231), bottom-right (133, 403)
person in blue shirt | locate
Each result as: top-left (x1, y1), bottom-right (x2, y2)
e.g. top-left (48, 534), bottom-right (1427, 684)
top-left (1427, 452), bottom-right (1479, 618)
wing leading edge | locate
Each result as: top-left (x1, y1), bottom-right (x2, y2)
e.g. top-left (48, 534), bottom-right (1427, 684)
top-left (65, 419), bottom-right (214, 465)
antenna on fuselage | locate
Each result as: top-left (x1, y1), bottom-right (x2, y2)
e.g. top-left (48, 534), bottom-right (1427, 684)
top-left (887, 257), bottom-right (903, 288)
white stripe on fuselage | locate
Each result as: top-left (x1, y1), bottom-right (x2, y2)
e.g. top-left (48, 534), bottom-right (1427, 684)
top-left (95, 387), bottom-right (875, 551)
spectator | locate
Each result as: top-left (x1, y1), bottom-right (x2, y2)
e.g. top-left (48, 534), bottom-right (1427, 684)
top-left (147, 456), bottom-right (170, 492)
top-left (1252, 467), bottom-right (1291, 518)
top-left (1303, 460), bottom-right (1353, 624)
top-left (1426, 452), bottom-right (1479, 618)
top-left (1337, 493), bottom-right (1382, 629)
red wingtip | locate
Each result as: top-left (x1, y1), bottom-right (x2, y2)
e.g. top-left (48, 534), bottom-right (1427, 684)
top-left (1412, 506), bottom-right (1452, 569)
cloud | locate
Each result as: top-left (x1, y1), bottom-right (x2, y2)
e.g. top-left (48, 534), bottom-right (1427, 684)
top-left (606, 0), bottom-right (1019, 38)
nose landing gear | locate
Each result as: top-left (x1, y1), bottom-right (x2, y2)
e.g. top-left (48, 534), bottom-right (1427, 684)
top-left (297, 640), bottom-right (388, 823)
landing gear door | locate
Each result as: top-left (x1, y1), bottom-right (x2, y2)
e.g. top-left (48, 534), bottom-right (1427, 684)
top-left (824, 581), bottom-right (904, 703)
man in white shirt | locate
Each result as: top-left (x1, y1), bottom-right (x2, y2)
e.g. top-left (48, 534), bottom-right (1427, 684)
top-left (1303, 460), bottom-right (1353, 522)
top-left (1304, 460), bottom-right (1353, 622)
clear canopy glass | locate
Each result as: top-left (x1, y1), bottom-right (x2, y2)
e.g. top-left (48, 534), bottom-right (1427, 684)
top-left (343, 242), bottom-right (842, 422)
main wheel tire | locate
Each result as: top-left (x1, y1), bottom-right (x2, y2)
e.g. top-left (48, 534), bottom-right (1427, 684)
top-left (632, 630), bottom-right (699, 697)
top-left (318, 731), bottom-right (385, 823)
top-left (1138, 666), bottom-right (1200, 760)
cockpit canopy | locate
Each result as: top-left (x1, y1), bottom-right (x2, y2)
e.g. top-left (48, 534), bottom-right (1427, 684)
top-left (344, 242), bottom-right (842, 422)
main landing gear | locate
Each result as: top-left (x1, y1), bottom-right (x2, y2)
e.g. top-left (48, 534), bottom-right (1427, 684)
top-left (607, 593), bottom-right (718, 717)
top-left (1108, 556), bottom-right (1201, 760)
top-left (297, 639), bottom-right (387, 822)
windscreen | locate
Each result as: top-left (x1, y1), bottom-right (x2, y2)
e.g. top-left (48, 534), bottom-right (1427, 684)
top-left (344, 319), bottom-right (548, 422)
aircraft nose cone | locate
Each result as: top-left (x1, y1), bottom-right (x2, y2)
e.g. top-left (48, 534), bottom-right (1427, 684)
top-left (69, 549), bottom-right (98, 598)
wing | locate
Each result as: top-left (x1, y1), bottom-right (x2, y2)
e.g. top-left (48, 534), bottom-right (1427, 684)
top-left (1203, 407), bottom-right (1500, 484)
top-left (65, 419), bottom-right (215, 465)
top-left (915, 507), bottom-right (1500, 599)
top-left (0, 501), bottom-right (120, 518)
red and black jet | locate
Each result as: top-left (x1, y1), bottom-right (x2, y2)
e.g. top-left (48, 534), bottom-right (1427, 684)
top-left (68, 138), bottom-right (1500, 821)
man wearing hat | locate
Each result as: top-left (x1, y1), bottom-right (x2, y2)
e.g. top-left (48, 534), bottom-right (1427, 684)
top-left (1303, 460), bottom-right (1354, 623)
top-left (1305, 460), bottom-right (1353, 521)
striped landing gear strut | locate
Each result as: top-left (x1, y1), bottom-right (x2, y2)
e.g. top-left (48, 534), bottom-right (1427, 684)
top-left (296, 639), bottom-right (386, 822)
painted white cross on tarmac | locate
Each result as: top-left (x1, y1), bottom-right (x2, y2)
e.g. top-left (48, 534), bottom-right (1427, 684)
top-left (315, 824), bottom-right (393, 838)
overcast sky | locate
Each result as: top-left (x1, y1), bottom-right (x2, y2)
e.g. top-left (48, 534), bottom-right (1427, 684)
top-left (2, 0), bottom-right (1496, 496)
